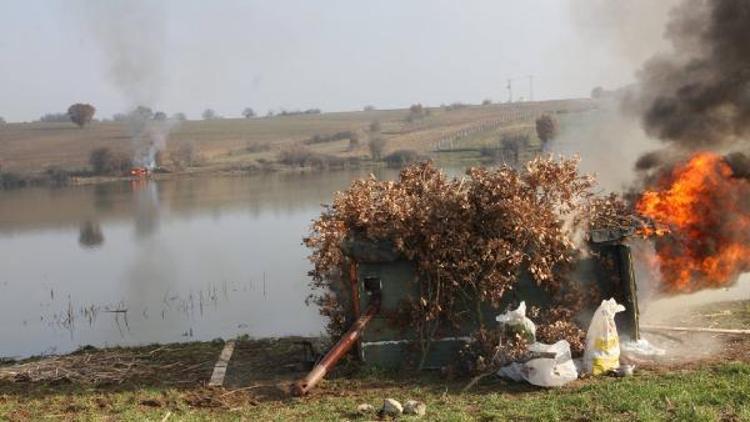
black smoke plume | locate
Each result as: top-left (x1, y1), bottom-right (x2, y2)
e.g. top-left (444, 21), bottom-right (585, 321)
top-left (626, 0), bottom-right (750, 153)
top-left (625, 1), bottom-right (750, 294)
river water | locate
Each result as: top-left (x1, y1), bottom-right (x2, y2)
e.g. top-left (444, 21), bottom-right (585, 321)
top-left (0, 169), bottom-right (404, 358)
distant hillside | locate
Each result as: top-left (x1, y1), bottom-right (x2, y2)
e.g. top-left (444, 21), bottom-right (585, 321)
top-left (0, 99), bottom-right (594, 176)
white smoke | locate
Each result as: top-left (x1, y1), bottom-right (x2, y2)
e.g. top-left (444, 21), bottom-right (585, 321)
top-left (546, 101), bottom-right (660, 193)
top-left (568, 0), bottom-right (678, 71)
top-left (72, 0), bottom-right (175, 168)
top-left (74, 0), bottom-right (167, 106)
top-left (133, 118), bottom-right (179, 169)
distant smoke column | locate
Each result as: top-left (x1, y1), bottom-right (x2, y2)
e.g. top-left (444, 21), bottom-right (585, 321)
top-left (77, 0), bottom-right (167, 107)
top-left (75, 0), bottom-right (174, 166)
top-left (134, 118), bottom-right (178, 169)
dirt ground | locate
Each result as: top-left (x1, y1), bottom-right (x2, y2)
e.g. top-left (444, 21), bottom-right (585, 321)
top-left (0, 300), bottom-right (748, 420)
top-left (636, 300), bottom-right (750, 371)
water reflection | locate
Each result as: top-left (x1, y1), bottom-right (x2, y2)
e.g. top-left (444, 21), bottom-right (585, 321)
top-left (0, 168), bottom-right (401, 234)
top-left (93, 184), bottom-right (114, 211)
top-left (0, 168), bottom-right (406, 358)
top-left (133, 180), bottom-right (160, 238)
top-left (78, 221), bottom-right (104, 248)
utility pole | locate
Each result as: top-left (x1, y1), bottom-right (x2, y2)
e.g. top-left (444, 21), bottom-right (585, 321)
top-left (506, 78), bottom-right (513, 103)
top-left (506, 75), bottom-right (534, 103)
top-left (528, 75), bottom-right (534, 101)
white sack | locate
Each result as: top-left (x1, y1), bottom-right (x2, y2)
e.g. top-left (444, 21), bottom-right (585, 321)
top-left (584, 298), bottom-right (625, 375)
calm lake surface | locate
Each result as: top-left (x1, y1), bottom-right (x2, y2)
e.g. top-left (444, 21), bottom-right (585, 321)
top-left (0, 169), bottom-right (405, 358)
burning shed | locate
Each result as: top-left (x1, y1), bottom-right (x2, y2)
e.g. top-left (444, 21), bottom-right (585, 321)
top-left (339, 231), bottom-right (639, 369)
top-left (293, 158), bottom-right (642, 394)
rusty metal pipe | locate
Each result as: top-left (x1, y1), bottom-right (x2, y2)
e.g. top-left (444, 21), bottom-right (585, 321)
top-left (291, 292), bottom-right (380, 396)
top-left (348, 260), bottom-right (361, 359)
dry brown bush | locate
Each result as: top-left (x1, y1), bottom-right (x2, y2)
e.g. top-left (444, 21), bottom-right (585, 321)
top-left (89, 147), bottom-right (131, 175)
top-left (368, 137), bottom-right (387, 160)
top-left (172, 142), bottom-right (197, 169)
top-left (305, 158), bottom-right (630, 366)
top-left (536, 114), bottom-right (559, 144)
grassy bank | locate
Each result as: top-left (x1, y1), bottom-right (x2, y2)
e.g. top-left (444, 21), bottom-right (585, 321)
top-left (2, 359), bottom-right (749, 420)
top-left (2, 301), bottom-right (749, 421)
top-left (2, 334), bottom-right (750, 421)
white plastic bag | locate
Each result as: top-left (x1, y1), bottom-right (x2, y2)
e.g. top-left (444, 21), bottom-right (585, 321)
top-left (525, 340), bottom-right (578, 387)
top-left (497, 340), bottom-right (578, 387)
top-left (495, 301), bottom-right (536, 343)
top-left (584, 298), bottom-right (625, 375)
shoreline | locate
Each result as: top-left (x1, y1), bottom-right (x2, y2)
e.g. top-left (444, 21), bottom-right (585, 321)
top-left (0, 151), bottom-right (496, 191)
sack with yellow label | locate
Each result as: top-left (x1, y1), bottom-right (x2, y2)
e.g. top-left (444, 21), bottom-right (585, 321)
top-left (584, 298), bottom-right (625, 375)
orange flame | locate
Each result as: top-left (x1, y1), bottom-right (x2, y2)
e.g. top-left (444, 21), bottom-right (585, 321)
top-left (636, 152), bottom-right (750, 293)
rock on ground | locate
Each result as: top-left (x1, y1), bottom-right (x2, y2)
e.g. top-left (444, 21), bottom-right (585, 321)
top-left (381, 398), bottom-right (403, 417)
top-left (403, 400), bottom-right (427, 417)
top-left (356, 403), bottom-right (375, 415)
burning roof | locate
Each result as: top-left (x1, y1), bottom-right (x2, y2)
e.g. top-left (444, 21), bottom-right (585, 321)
top-left (637, 152), bottom-right (750, 292)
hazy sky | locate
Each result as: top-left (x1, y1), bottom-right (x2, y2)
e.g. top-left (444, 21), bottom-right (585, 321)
top-left (0, 0), bottom-right (675, 122)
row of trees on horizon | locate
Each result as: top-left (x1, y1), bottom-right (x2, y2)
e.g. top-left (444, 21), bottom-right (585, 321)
top-left (20, 105), bottom-right (324, 127)
top-left (2, 93), bottom-right (580, 126)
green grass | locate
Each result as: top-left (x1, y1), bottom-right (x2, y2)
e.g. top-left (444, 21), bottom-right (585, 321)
top-left (2, 362), bottom-right (749, 421)
top-left (2, 299), bottom-right (750, 421)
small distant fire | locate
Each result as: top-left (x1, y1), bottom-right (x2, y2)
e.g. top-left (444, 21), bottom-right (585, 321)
top-left (130, 167), bottom-right (150, 178)
top-left (636, 152), bottom-right (750, 293)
